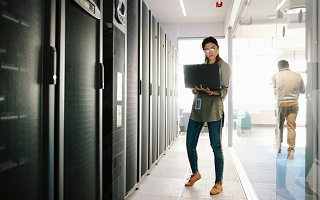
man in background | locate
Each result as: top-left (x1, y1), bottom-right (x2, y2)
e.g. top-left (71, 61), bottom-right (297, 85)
top-left (272, 60), bottom-right (305, 159)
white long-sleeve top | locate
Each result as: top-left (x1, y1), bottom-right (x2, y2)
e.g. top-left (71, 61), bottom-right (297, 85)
top-left (271, 69), bottom-right (305, 103)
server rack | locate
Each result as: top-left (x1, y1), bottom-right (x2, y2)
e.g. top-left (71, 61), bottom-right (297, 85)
top-left (158, 28), bottom-right (166, 155)
top-left (150, 13), bottom-right (158, 165)
top-left (0, 1), bottom-right (179, 199)
top-left (0, 0), bottom-right (53, 199)
top-left (126, 0), bottom-right (139, 194)
top-left (174, 47), bottom-right (178, 139)
top-left (60, 0), bottom-right (102, 199)
top-left (167, 40), bottom-right (172, 145)
top-left (139, 0), bottom-right (149, 177)
top-left (169, 42), bottom-right (174, 143)
top-left (103, 0), bottom-right (127, 199)
top-left (0, 0), bottom-right (103, 199)
top-left (156, 22), bottom-right (161, 161)
top-left (165, 36), bottom-right (169, 147)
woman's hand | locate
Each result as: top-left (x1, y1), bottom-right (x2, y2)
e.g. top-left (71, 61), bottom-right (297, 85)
top-left (195, 84), bottom-right (220, 95)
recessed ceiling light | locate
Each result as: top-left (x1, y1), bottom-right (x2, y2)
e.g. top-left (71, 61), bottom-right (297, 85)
top-left (179, 0), bottom-right (187, 16)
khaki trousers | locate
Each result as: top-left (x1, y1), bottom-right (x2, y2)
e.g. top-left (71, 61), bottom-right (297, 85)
top-left (277, 102), bottom-right (299, 150)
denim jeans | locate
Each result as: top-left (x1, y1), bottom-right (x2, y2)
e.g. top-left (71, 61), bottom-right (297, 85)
top-left (186, 119), bottom-right (224, 183)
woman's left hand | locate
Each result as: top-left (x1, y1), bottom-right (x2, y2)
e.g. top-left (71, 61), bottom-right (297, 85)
top-left (195, 84), bottom-right (209, 93)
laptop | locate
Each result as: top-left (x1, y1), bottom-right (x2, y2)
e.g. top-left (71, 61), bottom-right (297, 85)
top-left (183, 63), bottom-right (221, 90)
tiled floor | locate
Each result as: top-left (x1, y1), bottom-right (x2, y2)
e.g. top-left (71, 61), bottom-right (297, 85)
top-left (125, 125), bottom-right (319, 200)
top-left (125, 131), bottom-right (247, 200)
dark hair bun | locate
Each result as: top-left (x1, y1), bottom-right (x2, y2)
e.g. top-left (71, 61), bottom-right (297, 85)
top-left (202, 36), bottom-right (218, 49)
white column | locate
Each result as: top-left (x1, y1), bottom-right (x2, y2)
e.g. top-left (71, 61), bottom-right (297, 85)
top-left (227, 27), bottom-right (233, 147)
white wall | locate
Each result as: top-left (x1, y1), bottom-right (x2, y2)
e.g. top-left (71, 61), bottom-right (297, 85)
top-left (160, 23), bottom-right (178, 47)
top-left (161, 22), bottom-right (225, 48)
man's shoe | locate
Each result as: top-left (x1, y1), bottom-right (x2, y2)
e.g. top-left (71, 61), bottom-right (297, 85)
top-left (210, 182), bottom-right (223, 195)
top-left (185, 173), bottom-right (201, 186)
top-left (287, 149), bottom-right (295, 160)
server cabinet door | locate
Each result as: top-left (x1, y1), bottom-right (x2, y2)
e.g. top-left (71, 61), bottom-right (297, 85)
top-left (102, 0), bottom-right (126, 199)
top-left (64, 0), bottom-right (100, 199)
top-left (0, 0), bottom-right (46, 199)
top-left (150, 15), bottom-right (158, 164)
top-left (140, 0), bottom-right (150, 176)
top-left (126, 0), bottom-right (138, 193)
top-left (169, 42), bottom-right (174, 143)
top-left (158, 27), bottom-right (166, 155)
top-left (156, 22), bottom-right (161, 160)
top-left (166, 40), bottom-right (171, 145)
top-left (165, 36), bottom-right (169, 147)
top-left (174, 48), bottom-right (178, 139)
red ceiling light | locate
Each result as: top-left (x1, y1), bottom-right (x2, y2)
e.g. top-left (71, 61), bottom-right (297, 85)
top-left (216, 0), bottom-right (223, 7)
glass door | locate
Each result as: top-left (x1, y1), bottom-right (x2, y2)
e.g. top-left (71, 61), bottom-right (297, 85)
top-left (231, 0), bottom-right (313, 199)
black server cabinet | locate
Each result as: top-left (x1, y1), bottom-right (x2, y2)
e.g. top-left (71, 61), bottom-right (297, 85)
top-left (126, 0), bottom-right (138, 194)
top-left (159, 28), bottom-right (166, 155)
top-left (103, 0), bottom-right (127, 199)
top-left (156, 22), bottom-right (161, 159)
top-left (139, 0), bottom-right (149, 176)
top-left (173, 48), bottom-right (178, 139)
top-left (169, 42), bottom-right (174, 143)
top-left (62, 0), bottom-right (101, 199)
top-left (0, 1), bottom-right (53, 199)
top-left (167, 41), bottom-right (174, 144)
top-left (165, 36), bottom-right (169, 147)
top-left (166, 39), bottom-right (171, 145)
top-left (150, 14), bottom-right (158, 165)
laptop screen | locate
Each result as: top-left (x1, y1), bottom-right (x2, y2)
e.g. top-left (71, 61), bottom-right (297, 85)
top-left (183, 63), bottom-right (221, 90)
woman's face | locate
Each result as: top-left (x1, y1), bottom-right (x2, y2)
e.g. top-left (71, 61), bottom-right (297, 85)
top-left (203, 42), bottom-right (219, 62)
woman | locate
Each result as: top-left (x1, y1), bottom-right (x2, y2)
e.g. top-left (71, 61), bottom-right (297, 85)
top-left (184, 36), bottom-right (231, 195)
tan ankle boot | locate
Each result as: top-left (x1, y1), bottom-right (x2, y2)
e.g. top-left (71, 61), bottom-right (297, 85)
top-left (210, 182), bottom-right (223, 195)
top-left (185, 173), bottom-right (201, 186)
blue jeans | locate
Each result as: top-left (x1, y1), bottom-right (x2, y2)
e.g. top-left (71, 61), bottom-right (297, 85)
top-left (186, 119), bottom-right (224, 183)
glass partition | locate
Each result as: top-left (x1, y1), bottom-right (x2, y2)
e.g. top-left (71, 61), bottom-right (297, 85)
top-left (232, 0), bottom-right (317, 199)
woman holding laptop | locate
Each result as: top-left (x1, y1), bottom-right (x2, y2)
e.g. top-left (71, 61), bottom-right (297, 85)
top-left (184, 36), bottom-right (231, 195)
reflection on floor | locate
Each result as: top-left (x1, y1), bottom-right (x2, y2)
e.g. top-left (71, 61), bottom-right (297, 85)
top-left (234, 125), bottom-right (317, 200)
top-left (126, 131), bottom-right (246, 200)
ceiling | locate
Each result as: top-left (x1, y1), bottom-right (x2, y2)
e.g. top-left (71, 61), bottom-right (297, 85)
top-left (142, 0), bottom-right (294, 27)
top-left (143, 0), bottom-right (230, 24)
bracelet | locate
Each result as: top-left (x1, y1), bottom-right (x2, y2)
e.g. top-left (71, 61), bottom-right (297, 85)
top-left (208, 91), bottom-right (213, 95)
